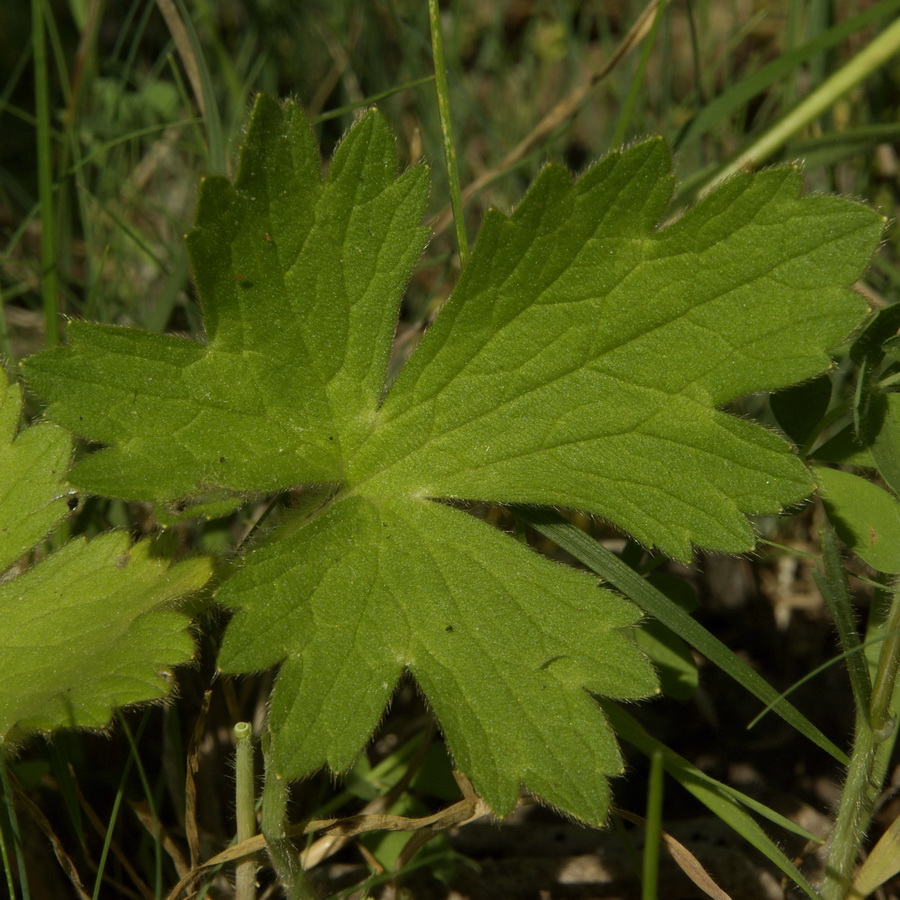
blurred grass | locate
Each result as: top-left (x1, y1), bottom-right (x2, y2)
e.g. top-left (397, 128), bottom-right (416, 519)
top-left (2, 1), bottom-right (900, 898)
top-left (2, 0), bottom-right (898, 355)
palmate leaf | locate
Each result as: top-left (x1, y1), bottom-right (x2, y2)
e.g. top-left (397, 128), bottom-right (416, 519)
top-left (22, 95), bottom-right (882, 823)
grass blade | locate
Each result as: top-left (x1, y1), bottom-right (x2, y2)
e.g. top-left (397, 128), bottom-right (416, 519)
top-left (517, 507), bottom-right (848, 764)
top-left (31, 0), bottom-right (59, 346)
top-left (609, 0), bottom-right (667, 149)
top-left (428, 0), bottom-right (468, 266)
top-left (814, 529), bottom-right (872, 715)
top-left (605, 703), bottom-right (821, 900)
top-left (0, 758), bottom-right (27, 900)
top-left (676, 0), bottom-right (900, 151)
top-left (706, 14), bottom-right (900, 188)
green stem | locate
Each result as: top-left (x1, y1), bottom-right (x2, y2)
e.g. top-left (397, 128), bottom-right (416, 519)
top-left (641, 748), bottom-right (664, 900)
top-left (31, 0), bottom-right (60, 346)
top-left (815, 530), bottom-right (871, 716)
top-left (233, 723), bottom-right (257, 900)
top-left (428, 0), bottom-right (468, 267)
top-left (869, 580), bottom-right (900, 737)
top-left (260, 737), bottom-right (317, 900)
top-left (610, 0), bottom-right (666, 149)
top-left (821, 578), bottom-right (900, 898)
top-left (819, 714), bottom-right (879, 900)
top-left (706, 15), bottom-right (900, 189)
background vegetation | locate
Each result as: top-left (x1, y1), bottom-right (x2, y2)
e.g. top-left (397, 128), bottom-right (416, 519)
top-left (2, 1), bottom-right (900, 898)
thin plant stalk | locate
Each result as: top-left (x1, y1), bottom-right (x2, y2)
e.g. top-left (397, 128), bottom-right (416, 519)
top-left (609, 0), bottom-right (666, 149)
top-left (428, 0), bottom-right (468, 267)
top-left (31, 0), bottom-right (60, 346)
top-left (641, 748), bottom-right (664, 900)
top-left (814, 530), bottom-right (871, 717)
top-left (233, 723), bottom-right (257, 900)
top-left (707, 15), bottom-right (900, 188)
top-left (820, 713), bottom-right (880, 900)
top-left (0, 758), bottom-right (27, 900)
top-left (260, 736), bottom-right (316, 900)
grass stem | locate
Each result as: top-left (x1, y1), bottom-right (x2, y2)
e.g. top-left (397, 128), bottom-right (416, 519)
top-left (820, 569), bottom-right (900, 898)
top-left (641, 748), bottom-right (664, 900)
top-left (707, 15), bottom-right (900, 188)
top-left (31, 0), bottom-right (59, 346)
top-left (428, 0), bottom-right (468, 267)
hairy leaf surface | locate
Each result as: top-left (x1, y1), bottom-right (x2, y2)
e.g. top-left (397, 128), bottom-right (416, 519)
top-left (0, 370), bottom-right (213, 748)
top-left (22, 96), bottom-right (881, 821)
top-left (0, 368), bottom-right (71, 571)
top-left (0, 535), bottom-right (211, 745)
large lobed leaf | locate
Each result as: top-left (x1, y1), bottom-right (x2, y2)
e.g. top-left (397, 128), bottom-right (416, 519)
top-left (22, 96), bottom-right (882, 822)
top-left (24, 97), bottom-right (430, 499)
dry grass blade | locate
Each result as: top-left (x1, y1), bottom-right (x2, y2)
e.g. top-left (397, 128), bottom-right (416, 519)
top-left (130, 799), bottom-right (191, 879)
top-left (154, 0), bottom-right (205, 117)
top-left (185, 689), bottom-right (211, 870)
top-left (389, 773), bottom-right (486, 884)
top-left (163, 794), bottom-right (491, 900)
top-left (76, 783), bottom-right (155, 900)
top-left (430, 0), bottom-right (665, 236)
top-left (615, 807), bottom-right (735, 900)
top-left (301, 721), bottom-right (436, 868)
top-left (9, 772), bottom-right (92, 900)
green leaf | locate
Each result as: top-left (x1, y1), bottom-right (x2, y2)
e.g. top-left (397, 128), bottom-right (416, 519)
top-left (219, 494), bottom-right (657, 823)
top-left (811, 424), bottom-right (876, 468)
top-left (0, 367), bottom-right (213, 747)
top-left (870, 392), bottom-right (900, 496)
top-left (0, 533), bottom-right (211, 747)
top-left (518, 506), bottom-right (848, 764)
top-left (350, 143), bottom-right (879, 559)
top-left (816, 466), bottom-right (900, 573)
top-left (770, 375), bottom-right (832, 448)
top-left (22, 95), bottom-right (881, 822)
top-left (24, 95), bottom-right (430, 499)
top-left (0, 368), bottom-right (72, 572)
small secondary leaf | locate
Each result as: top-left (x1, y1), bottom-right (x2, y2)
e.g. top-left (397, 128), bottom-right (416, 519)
top-left (851, 809), bottom-right (900, 896)
top-left (0, 534), bottom-right (211, 746)
top-left (770, 375), bottom-right (833, 448)
top-left (870, 392), bottom-right (900, 496)
top-left (816, 466), bottom-right (900, 573)
top-left (811, 424), bottom-right (877, 468)
top-left (0, 368), bottom-right (71, 572)
top-left (22, 95), bottom-right (882, 822)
